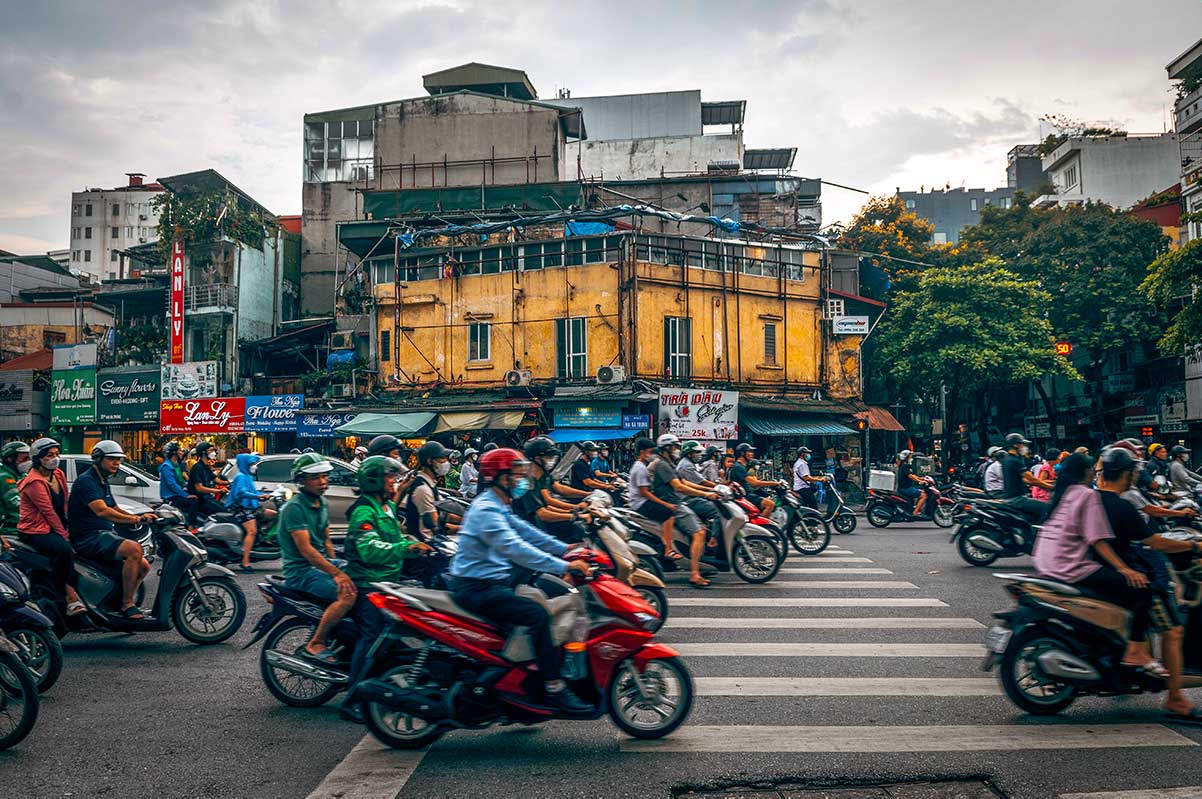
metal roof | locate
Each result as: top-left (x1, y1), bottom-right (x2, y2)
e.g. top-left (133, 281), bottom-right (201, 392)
top-left (157, 169), bottom-right (274, 219)
top-left (701, 100), bottom-right (746, 126)
top-left (743, 148), bottom-right (797, 171)
top-left (423, 62), bottom-right (537, 101)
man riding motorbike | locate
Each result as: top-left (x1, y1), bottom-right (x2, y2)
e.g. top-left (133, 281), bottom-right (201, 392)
top-left (187, 441), bottom-right (228, 521)
top-left (675, 440), bottom-right (725, 586)
top-left (402, 441), bottom-right (450, 542)
top-left (226, 453), bottom-right (275, 572)
top-left (896, 450), bottom-right (929, 517)
top-left (791, 446), bottom-right (823, 510)
top-left (700, 445), bottom-right (723, 484)
top-left (1146, 443), bottom-right (1171, 485)
top-left (1169, 446), bottom-right (1202, 495)
top-left (278, 453), bottom-right (356, 665)
top-left (444, 450), bottom-right (462, 491)
top-left (568, 441), bottom-right (611, 493)
top-left (68, 440), bottom-right (156, 619)
top-left (591, 445), bottom-right (617, 482)
top-left (448, 447), bottom-right (592, 713)
top-left (728, 443), bottom-right (776, 516)
top-left (350, 446), bottom-right (367, 469)
top-left (366, 435), bottom-right (413, 500)
top-left (338, 456), bottom-right (432, 722)
top-left (158, 441), bottom-right (198, 524)
top-left (983, 446), bottom-right (1006, 496)
top-left (515, 437), bottom-right (588, 544)
top-left (459, 448), bottom-right (480, 499)
top-left (1001, 433), bottom-right (1049, 522)
top-left (15, 438), bottom-right (84, 615)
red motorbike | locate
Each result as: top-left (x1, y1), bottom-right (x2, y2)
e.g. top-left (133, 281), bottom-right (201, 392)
top-left (348, 548), bottom-right (694, 749)
top-left (865, 478), bottom-right (956, 528)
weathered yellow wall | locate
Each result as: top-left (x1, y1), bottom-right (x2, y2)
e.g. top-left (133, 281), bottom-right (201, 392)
top-left (0, 325), bottom-right (75, 359)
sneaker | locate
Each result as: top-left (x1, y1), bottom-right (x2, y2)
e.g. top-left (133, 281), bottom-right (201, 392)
top-left (548, 686), bottom-right (593, 715)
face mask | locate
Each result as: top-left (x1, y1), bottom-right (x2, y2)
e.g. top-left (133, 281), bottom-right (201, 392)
top-left (17, 461), bottom-right (31, 475)
top-left (804, 454), bottom-right (811, 461)
top-left (510, 476), bottom-right (531, 499)
top-left (435, 461), bottom-right (451, 477)
top-left (249, 464), bottom-right (258, 475)
top-left (543, 456), bottom-right (559, 470)
top-left (42, 457), bottom-right (61, 471)
top-left (1018, 445), bottom-right (1029, 457)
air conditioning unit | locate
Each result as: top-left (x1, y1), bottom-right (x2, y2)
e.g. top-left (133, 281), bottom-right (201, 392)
top-left (331, 383), bottom-right (353, 398)
top-left (504, 369), bottom-right (532, 387)
top-left (330, 331), bottom-right (355, 350)
top-left (596, 365), bottom-right (626, 385)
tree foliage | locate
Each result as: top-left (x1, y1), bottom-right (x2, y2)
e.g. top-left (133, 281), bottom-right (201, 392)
top-left (152, 188), bottom-right (275, 271)
top-left (836, 195), bottom-right (935, 283)
top-left (1141, 238), bottom-right (1202, 353)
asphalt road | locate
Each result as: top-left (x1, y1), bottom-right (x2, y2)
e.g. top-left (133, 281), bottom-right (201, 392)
top-left (5, 522), bottom-right (1202, 799)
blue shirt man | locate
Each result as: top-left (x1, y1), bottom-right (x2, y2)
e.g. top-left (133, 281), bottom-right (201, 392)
top-left (158, 458), bottom-right (189, 502)
top-left (450, 489), bottom-right (569, 581)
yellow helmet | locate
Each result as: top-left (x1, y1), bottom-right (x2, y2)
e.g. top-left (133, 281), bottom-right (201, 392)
top-left (1147, 443), bottom-right (1165, 457)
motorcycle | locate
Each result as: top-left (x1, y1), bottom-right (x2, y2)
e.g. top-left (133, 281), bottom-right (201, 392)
top-left (6, 504), bottom-right (246, 644)
top-left (731, 488), bottom-right (790, 561)
top-left (865, 479), bottom-right (955, 528)
top-left (613, 485), bottom-right (782, 584)
top-left (811, 478), bottom-right (858, 535)
top-left (984, 530), bottom-right (1202, 715)
top-left (0, 555), bottom-right (63, 692)
top-left (0, 630), bottom-right (39, 751)
top-left (583, 491), bottom-right (669, 629)
top-left (196, 485), bottom-right (291, 565)
top-left (951, 499), bottom-right (1041, 567)
top-left (348, 548), bottom-right (693, 750)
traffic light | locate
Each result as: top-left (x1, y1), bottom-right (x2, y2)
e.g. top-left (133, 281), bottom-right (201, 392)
top-left (1141, 426), bottom-right (1154, 438)
top-left (855, 419), bottom-right (867, 431)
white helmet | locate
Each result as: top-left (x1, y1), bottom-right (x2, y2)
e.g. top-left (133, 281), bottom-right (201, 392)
top-left (897, 449), bottom-right (913, 461)
top-left (91, 439), bottom-right (126, 462)
top-left (656, 433), bottom-right (681, 449)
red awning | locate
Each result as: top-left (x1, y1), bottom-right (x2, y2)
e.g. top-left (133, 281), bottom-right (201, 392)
top-left (854, 406), bottom-right (905, 432)
top-left (0, 348), bottom-right (52, 371)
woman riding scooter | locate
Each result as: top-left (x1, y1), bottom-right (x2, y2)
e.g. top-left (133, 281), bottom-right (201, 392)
top-left (15, 439), bottom-right (85, 617)
top-left (226, 453), bottom-right (276, 573)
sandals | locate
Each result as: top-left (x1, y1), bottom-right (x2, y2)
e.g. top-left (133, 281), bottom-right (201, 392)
top-left (688, 577), bottom-right (711, 589)
top-left (120, 606), bottom-right (148, 621)
top-left (1165, 707), bottom-right (1202, 726)
top-left (1123, 659), bottom-right (1170, 679)
top-left (237, 564), bottom-right (255, 574)
top-left (66, 601), bottom-right (87, 617)
top-left (664, 550), bottom-right (684, 561)
top-left (300, 646), bottom-right (340, 666)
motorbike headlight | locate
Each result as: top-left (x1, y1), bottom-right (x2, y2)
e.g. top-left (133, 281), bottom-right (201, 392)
top-left (0, 582), bottom-right (18, 601)
top-left (634, 611), bottom-right (660, 631)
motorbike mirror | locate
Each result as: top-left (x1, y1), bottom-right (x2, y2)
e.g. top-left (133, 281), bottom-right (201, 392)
top-left (125, 476), bottom-right (138, 486)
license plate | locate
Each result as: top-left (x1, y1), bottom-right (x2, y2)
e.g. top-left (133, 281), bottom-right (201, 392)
top-left (984, 625), bottom-right (1012, 654)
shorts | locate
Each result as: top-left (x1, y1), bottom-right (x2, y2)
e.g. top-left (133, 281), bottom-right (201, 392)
top-left (898, 487), bottom-right (922, 501)
top-left (633, 501), bottom-right (673, 524)
top-left (71, 530), bottom-right (126, 562)
top-left (672, 504), bottom-right (703, 535)
top-left (1149, 591), bottom-right (1184, 631)
top-left (286, 558), bottom-right (347, 603)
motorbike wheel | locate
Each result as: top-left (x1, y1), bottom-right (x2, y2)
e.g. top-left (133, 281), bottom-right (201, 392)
top-left (866, 502), bottom-right (893, 528)
top-left (0, 650), bottom-right (39, 751)
top-left (260, 619), bottom-right (341, 707)
top-left (172, 576), bottom-right (247, 644)
top-left (634, 586), bottom-right (668, 631)
top-left (932, 504), bottom-right (956, 528)
top-left (999, 630), bottom-right (1077, 715)
top-left (365, 664), bottom-right (446, 750)
top-left (788, 513), bottom-right (831, 556)
top-left (732, 534), bottom-right (783, 584)
top-left (956, 529), bottom-right (1000, 567)
top-left (7, 626), bottom-right (63, 693)
top-left (608, 656), bottom-right (693, 739)
top-left (832, 512), bottom-right (857, 535)
top-left (638, 556), bottom-right (665, 582)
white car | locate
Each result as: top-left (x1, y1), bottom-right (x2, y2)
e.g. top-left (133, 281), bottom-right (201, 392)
top-left (61, 455), bottom-right (162, 507)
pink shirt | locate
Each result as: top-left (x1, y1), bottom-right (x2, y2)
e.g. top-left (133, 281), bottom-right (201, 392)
top-left (1032, 484), bottom-right (1113, 583)
top-left (1030, 463), bottom-right (1054, 502)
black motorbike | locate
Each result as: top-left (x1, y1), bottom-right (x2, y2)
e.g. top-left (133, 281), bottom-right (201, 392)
top-left (985, 530), bottom-right (1202, 715)
top-left (770, 484), bottom-right (832, 556)
top-left (0, 554), bottom-right (62, 692)
top-left (0, 630), bottom-right (39, 751)
top-left (196, 485), bottom-right (289, 565)
top-left (6, 504), bottom-right (246, 644)
top-left (951, 498), bottom-right (1040, 567)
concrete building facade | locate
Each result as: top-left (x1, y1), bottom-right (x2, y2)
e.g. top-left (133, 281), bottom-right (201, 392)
top-left (1169, 36), bottom-right (1202, 244)
top-left (68, 174), bottom-right (164, 283)
top-left (896, 187), bottom-right (1016, 245)
top-left (1034, 133), bottom-right (1181, 210)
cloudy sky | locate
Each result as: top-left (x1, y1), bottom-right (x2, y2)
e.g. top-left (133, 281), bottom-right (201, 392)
top-left (1, 0), bottom-right (1200, 254)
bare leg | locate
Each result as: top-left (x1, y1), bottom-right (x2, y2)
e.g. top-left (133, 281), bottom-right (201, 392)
top-left (240, 518), bottom-right (258, 568)
top-left (307, 592), bottom-right (356, 654)
top-left (116, 540), bottom-right (148, 609)
top-left (660, 516), bottom-right (676, 557)
top-left (1161, 627), bottom-right (1194, 714)
top-left (689, 530), bottom-right (707, 584)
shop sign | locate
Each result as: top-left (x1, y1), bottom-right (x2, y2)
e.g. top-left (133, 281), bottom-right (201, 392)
top-left (50, 368), bottom-right (97, 425)
top-left (244, 394), bottom-right (305, 432)
top-left (622, 414), bottom-right (651, 430)
top-left (832, 316), bottom-right (869, 335)
top-left (96, 367), bottom-right (161, 425)
top-left (0, 370), bottom-right (32, 414)
top-left (1187, 343), bottom-right (1202, 422)
top-left (658, 388), bottom-right (739, 440)
top-left (1123, 414), bottom-right (1159, 427)
top-left (556, 402), bottom-right (621, 428)
top-left (161, 361), bottom-right (218, 400)
top-left (170, 239), bottom-right (185, 364)
top-left (1161, 385), bottom-right (1187, 426)
top-left (52, 342), bottom-right (97, 371)
top-left (160, 398), bottom-right (246, 434)
top-left (296, 412), bottom-right (358, 438)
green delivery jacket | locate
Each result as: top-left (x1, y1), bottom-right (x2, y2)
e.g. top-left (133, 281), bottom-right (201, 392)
top-left (0, 463), bottom-right (20, 536)
top-left (343, 495), bottom-right (424, 586)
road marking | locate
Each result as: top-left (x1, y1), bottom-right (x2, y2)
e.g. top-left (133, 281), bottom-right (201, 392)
top-left (778, 567), bottom-right (894, 574)
top-left (621, 724), bottom-right (1196, 753)
top-left (1060, 788), bottom-right (1202, 799)
top-left (789, 557), bottom-right (874, 563)
top-left (696, 677), bottom-right (1001, 696)
top-left (751, 580), bottom-right (919, 589)
top-left (813, 550), bottom-right (858, 556)
top-left (672, 642), bottom-right (983, 657)
top-left (306, 735), bottom-right (426, 799)
top-left (672, 597), bottom-right (948, 607)
top-left (665, 616), bottom-right (984, 629)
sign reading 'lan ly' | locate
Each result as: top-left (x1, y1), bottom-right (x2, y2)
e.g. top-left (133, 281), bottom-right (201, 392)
top-left (170, 239), bottom-right (185, 365)
top-left (160, 398), bottom-right (246, 434)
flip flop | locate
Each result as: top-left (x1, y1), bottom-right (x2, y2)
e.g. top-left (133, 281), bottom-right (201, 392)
top-left (120, 606), bottom-right (147, 620)
top-left (664, 550), bottom-right (684, 561)
top-left (300, 646), bottom-right (340, 666)
top-left (688, 577), bottom-right (711, 589)
top-left (1126, 659), bottom-right (1171, 679)
top-left (1165, 708), bottom-right (1202, 726)
top-left (66, 601), bottom-right (87, 617)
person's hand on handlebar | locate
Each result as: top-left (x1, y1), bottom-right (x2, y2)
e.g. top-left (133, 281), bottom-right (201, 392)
top-left (139, 512), bottom-right (158, 524)
top-left (1119, 568), bottom-right (1148, 589)
top-left (563, 559), bottom-right (592, 580)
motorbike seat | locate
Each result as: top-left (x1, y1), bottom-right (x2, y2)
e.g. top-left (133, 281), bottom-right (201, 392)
top-left (207, 512), bottom-right (242, 524)
top-left (265, 574), bottom-right (336, 606)
top-left (993, 573), bottom-right (1117, 603)
top-left (393, 586), bottom-right (490, 625)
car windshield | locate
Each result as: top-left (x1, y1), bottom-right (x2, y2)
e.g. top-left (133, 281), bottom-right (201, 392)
top-left (124, 463), bottom-right (157, 481)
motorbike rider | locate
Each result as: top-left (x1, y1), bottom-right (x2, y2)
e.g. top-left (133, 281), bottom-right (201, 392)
top-left (591, 444), bottom-right (617, 481)
top-left (792, 446), bottom-right (824, 510)
top-left (1002, 433), bottom-right (1050, 522)
top-left (515, 437), bottom-right (588, 544)
top-left (0, 441), bottom-right (30, 546)
top-left (675, 441), bottom-right (725, 571)
top-left (459, 448), bottom-right (480, 499)
top-left (1169, 446), bottom-right (1202, 495)
top-left (729, 443), bottom-right (776, 516)
top-left (983, 447), bottom-right (1006, 496)
top-left (444, 450), bottom-right (462, 491)
top-left (279, 453), bottom-right (356, 665)
top-left (1146, 443), bottom-right (1171, 484)
top-left (187, 442), bottom-right (229, 520)
top-left (568, 442), bottom-right (611, 492)
top-left (338, 456), bottom-right (433, 722)
top-left (68, 440), bottom-right (156, 619)
top-left (700, 445), bottom-right (723, 484)
top-left (645, 435), bottom-right (710, 588)
top-left (226, 453), bottom-right (276, 572)
top-left (1031, 449), bottom-right (1060, 502)
top-left (350, 446), bottom-right (368, 468)
top-left (400, 441), bottom-right (453, 542)
top-left (15, 438), bottom-right (84, 615)
top-left (158, 441), bottom-right (197, 524)
top-left (895, 450), bottom-right (930, 517)
top-left (448, 447), bottom-right (592, 714)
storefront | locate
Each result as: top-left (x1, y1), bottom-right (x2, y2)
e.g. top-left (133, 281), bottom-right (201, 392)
top-left (49, 344), bottom-right (98, 454)
top-left (96, 366), bottom-right (162, 466)
top-left (0, 369), bottom-right (50, 439)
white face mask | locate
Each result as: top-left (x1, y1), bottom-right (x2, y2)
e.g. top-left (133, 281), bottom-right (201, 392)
top-left (249, 464), bottom-right (258, 475)
top-left (435, 461), bottom-right (451, 477)
top-left (17, 461), bottom-right (32, 475)
top-left (543, 456), bottom-right (559, 470)
top-left (42, 457), bottom-right (61, 471)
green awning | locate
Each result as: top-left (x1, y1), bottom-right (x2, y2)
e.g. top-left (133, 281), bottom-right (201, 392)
top-left (335, 412), bottom-right (436, 436)
top-left (741, 412), bottom-right (856, 437)
top-left (363, 182), bottom-right (583, 221)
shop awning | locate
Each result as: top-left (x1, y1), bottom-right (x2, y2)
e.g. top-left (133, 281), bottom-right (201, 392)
top-left (854, 406), bottom-right (905, 432)
top-left (546, 428), bottom-right (636, 444)
top-left (335, 412), bottom-right (436, 436)
top-left (433, 410), bottom-right (526, 433)
top-left (741, 412), bottom-right (856, 436)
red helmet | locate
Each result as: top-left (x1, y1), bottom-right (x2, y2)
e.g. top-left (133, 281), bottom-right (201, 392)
top-left (477, 447), bottom-right (529, 484)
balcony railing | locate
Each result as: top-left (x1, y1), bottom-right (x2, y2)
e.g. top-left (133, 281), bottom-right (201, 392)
top-left (185, 283), bottom-right (238, 314)
top-left (1176, 85), bottom-right (1202, 138)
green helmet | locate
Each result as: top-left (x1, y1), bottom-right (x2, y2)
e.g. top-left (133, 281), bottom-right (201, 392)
top-left (1, 441), bottom-right (30, 463)
top-left (680, 441), bottom-right (704, 458)
top-left (291, 452), bottom-right (333, 481)
top-left (357, 456), bottom-right (405, 494)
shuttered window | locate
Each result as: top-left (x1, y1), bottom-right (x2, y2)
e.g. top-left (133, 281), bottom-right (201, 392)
top-left (764, 323), bottom-right (777, 366)
top-left (556, 317), bottom-right (588, 378)
top-left (663, 317), bottom-right (692, 379)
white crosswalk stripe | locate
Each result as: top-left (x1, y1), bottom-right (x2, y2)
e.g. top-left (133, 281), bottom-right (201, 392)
top-left (742, 580), bottom-right (919, 588)
top-left (777, 567), bottom-right (894, 574)
top-left (696, 677), bottom-right (1001, 696)
top-left (307, 737), bottom-right (426, 799)
top-left (788, 556), bottom-right (874, 562)
top-left (672, 597), bottom-right (948, 607)
top-left (674, 642), bottom-right (984, 657)
top-left (1059, 789), bottom-right (1202, 799)
top-left (666, 617), bottom-right (984, 629)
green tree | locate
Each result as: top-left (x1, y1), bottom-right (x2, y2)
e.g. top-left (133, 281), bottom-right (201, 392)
top-left (872, 259), bottom-right (1077, 437)
top-left (836, 195), bottom-right (935, 284)
top-left (1142, 238), bottom-right (1202, 353)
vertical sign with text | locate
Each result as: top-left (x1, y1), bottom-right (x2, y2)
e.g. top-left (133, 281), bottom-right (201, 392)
top-left (170, 238), bottom-right (185, 364)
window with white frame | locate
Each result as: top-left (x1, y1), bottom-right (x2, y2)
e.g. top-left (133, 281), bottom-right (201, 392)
top-left (663, 317), bottom-right (692, 378)
top-left (970, 198), bottom-right (978, 212)
top-left (467, 322), bottom-right (490, 362)
top-left (556, 317), bottom-right (588, 378)
top-left (824, 298), bottom-right (845, 319)
top-left (904, 199), bottom-right (916, 209)
top-left (1062, 164), bottom-right (1078, 190)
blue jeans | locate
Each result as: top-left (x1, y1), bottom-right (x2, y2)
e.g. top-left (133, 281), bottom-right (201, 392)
top-left (285, 558), bottom-right (347, 602)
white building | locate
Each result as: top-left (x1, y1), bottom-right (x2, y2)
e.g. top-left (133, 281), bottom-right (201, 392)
top-left (68, 174), bottom-right (165, 283)
top-left (1169, 36), bottom-right (1202, 243)
top-left (1033, 133), bottom-right (1181, 211)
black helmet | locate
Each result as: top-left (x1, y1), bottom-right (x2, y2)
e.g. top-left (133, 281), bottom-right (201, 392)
top-left (480, 442), bottom-right (499, 454)
top-left (633, 437), bottom-right (656, 453)
top-left (1100, 445), bottom-right (1139, 478)
top-left (164, 441), bottom-right (181, 458)
top-left (704, 445), bottom-right (720, 457)
top-left (523, 436), bottom-right (560, 460)
top-left (366, 434), bottom-right (402, 457)
top-left (1005, 433), bottom-right (1031, 447)
top-left (417, 440), bottom-right (451, 465)
top-left (194, 441), bottom-right (214, 458)
top-left (735, 443), bottom-right (756, 457)
top-left (1171, 445), bottom-right (1191, 458)
top-left (580, 440), bottom-right (599, 454)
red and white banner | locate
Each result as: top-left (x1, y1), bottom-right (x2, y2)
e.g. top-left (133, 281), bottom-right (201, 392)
top-left (169, 239), bottom-right (185, 364)
top-left (160, 398), bottom-right (245, 434)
